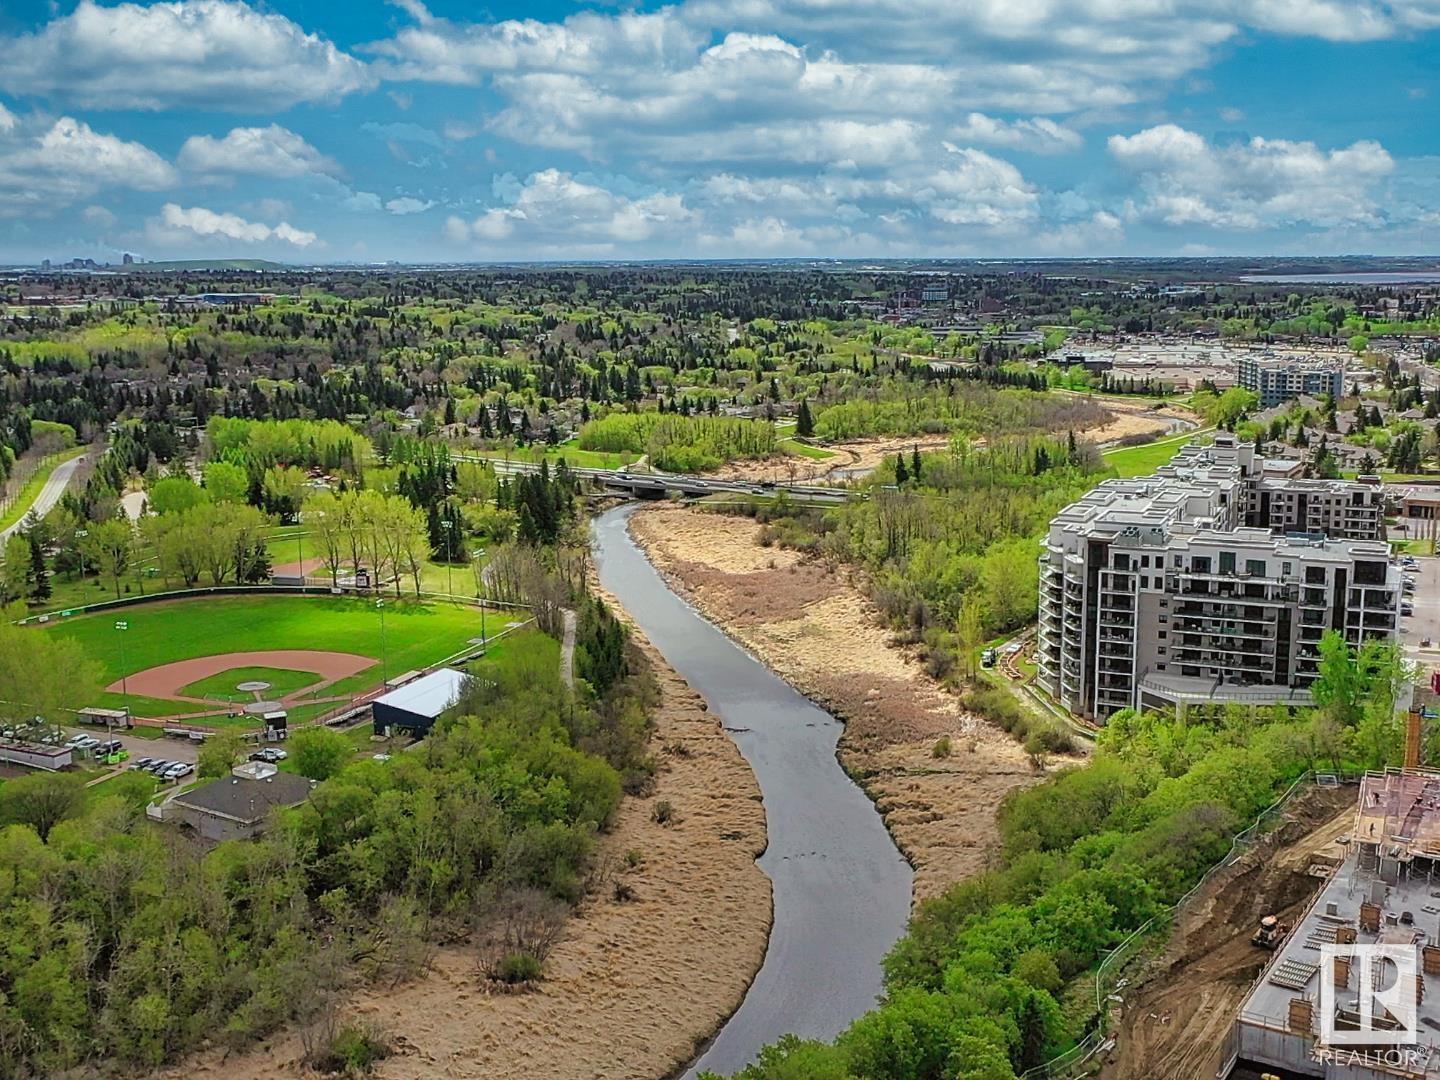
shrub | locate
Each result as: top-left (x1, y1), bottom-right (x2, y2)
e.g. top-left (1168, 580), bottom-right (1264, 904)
top-left (651, 799), bottom-right (675, 825)
top-left (307, 1022), bottom-right (391, 1076)
top-left (494, 953), bottom-right (543, 985)
top-left (931, 736), bottom-right (952, 760)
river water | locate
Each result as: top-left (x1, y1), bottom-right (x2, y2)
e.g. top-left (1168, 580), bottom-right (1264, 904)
top-left (590, 505), bottom-right (913, 1077)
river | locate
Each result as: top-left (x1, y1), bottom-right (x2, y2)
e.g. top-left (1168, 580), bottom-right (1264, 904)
top-left (590, 505), bottom-right (913, 1077)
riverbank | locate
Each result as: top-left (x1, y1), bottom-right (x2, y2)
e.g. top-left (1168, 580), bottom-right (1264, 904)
top-left (628, 504), bottom-right (1048, 902)
top-left (157, 633), bottom-right (771, 1080)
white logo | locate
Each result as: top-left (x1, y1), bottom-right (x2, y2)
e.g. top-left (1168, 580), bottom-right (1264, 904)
top-left (1319, 943), bottom-right (1419, 1046)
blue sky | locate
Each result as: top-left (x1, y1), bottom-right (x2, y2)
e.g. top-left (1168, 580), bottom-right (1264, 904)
top-left (0, 0), bottom-right (1437, 262)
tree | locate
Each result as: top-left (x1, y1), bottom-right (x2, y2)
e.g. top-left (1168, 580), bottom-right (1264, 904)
top-left (197, 731), bottom-right (244, 778)
top-left (0, 623), bottom-right (102, 726)
top-left (1, 533), bottom-right (29, 603)
top-left (80, 518), bottom-right (135, 599)
top-left (26, 533), bottom-right (50, 602)
top-left (290, 727), bottom-right (350, 781)
top-left (148, 476), bottom-right (209, 516)
top-left (0, 772), bottom-right (86, 841)
top-left (202, 460), bottom-right (250, 504)
top-left (795, 399), bottom-right (814, 437)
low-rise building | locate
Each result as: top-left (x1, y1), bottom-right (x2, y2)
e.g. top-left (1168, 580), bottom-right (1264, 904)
top-left (169, 762), bottom-right (314, 842)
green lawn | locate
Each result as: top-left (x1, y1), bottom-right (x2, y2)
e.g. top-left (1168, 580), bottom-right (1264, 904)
top-left (780, 439), bottom-right (836, 460)
top-left (1101, 431), bottom-right (1202, 478)
top-left (41, 594), bottom-right (491, 720)
top-left (179, 665), bottom-right (324, 701)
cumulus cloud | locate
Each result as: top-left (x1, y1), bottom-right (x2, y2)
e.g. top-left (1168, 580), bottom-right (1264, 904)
top-left (0, 0), bottom-right (373, 110)
top-left (179, 125), bottom-right (341, 178)
top-left (1108, 123), bottom-right (1394, 229)
top-left (0, 115), bottom-right (176, 217)
top-left (444, 169), bottom-right (694, 250)
top-left (150, 202), bottom-right (317, 246)
top-left (385, 196), bottom-right (435, 215)
top-left (948, 114), bottom-right (1082, 154)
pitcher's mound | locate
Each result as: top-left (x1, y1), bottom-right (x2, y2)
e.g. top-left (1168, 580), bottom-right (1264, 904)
top-left (108, 650), bottom-right (374, 701)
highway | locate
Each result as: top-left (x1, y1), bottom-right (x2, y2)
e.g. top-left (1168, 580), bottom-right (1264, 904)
top-left (0, 454), bottom-right (83, 544)
top-left (455, 455), bottom-right (855, 504)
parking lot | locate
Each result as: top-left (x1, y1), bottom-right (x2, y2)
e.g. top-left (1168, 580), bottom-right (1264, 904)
top-left (63, 727), bottom-right (199, 765)
top-left (1398, 552), bottom-right (1440, 670)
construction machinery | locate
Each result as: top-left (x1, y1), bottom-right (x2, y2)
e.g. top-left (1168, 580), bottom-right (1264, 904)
top-left (1252, 914), bottom-right (1290, 950)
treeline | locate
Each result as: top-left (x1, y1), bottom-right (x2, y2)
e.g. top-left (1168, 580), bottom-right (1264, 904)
top-left (715, 633), bottom-right (1406, 1080)
top-left (578, 413), bottom-right (778, 471)
top-left (0, 628), bottom-right (649, 1076)
top-left (813, 382), bottom-right (1111, 441)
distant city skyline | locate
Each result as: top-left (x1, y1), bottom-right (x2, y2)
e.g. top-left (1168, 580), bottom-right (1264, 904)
top-left (1, 0), bottom-right (1438, 263)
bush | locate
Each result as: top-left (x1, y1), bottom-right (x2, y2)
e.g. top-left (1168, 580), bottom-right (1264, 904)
top-left (651, 799), bottom-right (675, 825)
top-left (494, 953), bottom-right (543, 985)
top-left (308, 1023), bottom-right (391, 1075)
top-left (931, 736), bottom-right (952, 759)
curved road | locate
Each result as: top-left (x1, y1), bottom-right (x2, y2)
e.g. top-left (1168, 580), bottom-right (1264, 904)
top-left (591, 505), bottom-right (912, 1077)
top-left (0, 455), bottom-right (82, 544)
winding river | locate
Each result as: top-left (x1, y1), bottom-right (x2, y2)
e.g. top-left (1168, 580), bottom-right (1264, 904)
top-left (591, 505), bottom-right (913, 1077)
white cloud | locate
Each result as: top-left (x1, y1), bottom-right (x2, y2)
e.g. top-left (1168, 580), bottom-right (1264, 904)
top-left (0, 0), bottom-right (373, 111)
top-left (0, 104), bottom-right (15, 135)
top-left (1109, 123), bottom-right (1395, 229)
top-left (385, 196), bottom-right (435, 215)
top-left (179, 125), bottom-right (340, 178)
top-left (0, 115), bottom-right (176, 217)
top-left (82, 205), bottom-right (118, 230)
top-left (445, 169), bottom-right (694, 249)
top-left (948, 114), bottom-right (1083, 154)
top-left (151, 202), bottom-right (317, 246)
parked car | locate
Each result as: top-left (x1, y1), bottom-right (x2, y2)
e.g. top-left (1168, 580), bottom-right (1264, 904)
top-left (249, 747), bottom-right (288, 764)
top-left (133, 757), bottom-right (155, 770)
top-left (145, 760), bottom-right (173, 774)
top-left (65, 733), bottom-right (91, 747)
top-left (1403, 602), bottom-right (1415, 616)
top-left (163, 763), bottom-right (193, 781)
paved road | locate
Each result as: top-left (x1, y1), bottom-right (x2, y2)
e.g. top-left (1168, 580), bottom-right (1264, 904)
top-left (0, 455), bottom-right (82, 543)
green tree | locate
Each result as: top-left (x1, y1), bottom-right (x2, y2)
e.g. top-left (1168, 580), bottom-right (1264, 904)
top-left (197, 731), bottom-right (244, 778)
top-left (0, 772), bottom-right (86, 840)
top-left (148, 476), bottom-right (209, 516)
top-left (290, 727), bottom-right (350, 781)
top-left (202, 460), bottom-right (250, 504)
top-left (795, 399), bottom-right (814, 438)
top-left (80, 518), bottom-right (135, 599)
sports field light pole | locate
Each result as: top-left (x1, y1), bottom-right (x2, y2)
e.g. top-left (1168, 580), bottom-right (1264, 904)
top-left (114, 620), bottom-right (130, 724)
top-left (441, 517), bottom-right (454, 599)
top-left (472, 548), bottom-right (487, 645)
top-left (375, 598), bottom-right (389, 685)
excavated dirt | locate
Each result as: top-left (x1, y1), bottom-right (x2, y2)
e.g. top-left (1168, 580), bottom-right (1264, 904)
top-left (1100, 785), bottom-right (1355, 1080)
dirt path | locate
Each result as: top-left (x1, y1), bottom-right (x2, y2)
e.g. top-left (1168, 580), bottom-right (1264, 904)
top-left (1100, 785), bottom-right (1354, 1080)
top-left (157, 627), bottom-right (771, 1080)
top-left (628, 504), bottom-right (1054, 902)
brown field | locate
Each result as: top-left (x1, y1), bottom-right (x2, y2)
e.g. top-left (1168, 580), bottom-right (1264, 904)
top-left (157, 629), bottom-right (771, 1080)
top-left (628, 504), bottom-right (1057, 902)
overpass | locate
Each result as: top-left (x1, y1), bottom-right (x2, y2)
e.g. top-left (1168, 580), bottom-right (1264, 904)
top-left (454, 456), bottom-right (855, 504)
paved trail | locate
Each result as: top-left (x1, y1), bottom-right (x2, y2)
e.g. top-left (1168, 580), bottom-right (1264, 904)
top-left (0, 455), bottom-right (82, 543)
top-left (559, 607), bottom-right (577, 688)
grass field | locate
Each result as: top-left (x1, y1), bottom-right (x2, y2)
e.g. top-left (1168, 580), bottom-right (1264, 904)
top-left (42, 594), bottom-right (491, 722)
top-left (1101, 430), bottom-right (1202, 478)
top-left (179, 666), bottom-right (324, 701)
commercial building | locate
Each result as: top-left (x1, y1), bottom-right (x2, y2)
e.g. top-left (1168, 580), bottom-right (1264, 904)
top-left (1225, 769), bottom-right (1440, 1079)
top-left (371, 667), bottom-right (470, 736)
top-left (1238, 354), bottom-right (1346, 408)
top-left (169, 761), bottom-right (315, 842)
top-left (1037, 436), bottom-right (1397, 720)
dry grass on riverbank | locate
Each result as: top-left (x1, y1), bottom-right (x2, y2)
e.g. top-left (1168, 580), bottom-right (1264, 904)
top-left (157, 634), bottom-right (771, 1080)
top-left (629, 504), bottom-right (1050, 902)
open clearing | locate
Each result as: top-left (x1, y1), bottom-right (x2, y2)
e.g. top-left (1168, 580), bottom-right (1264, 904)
top-left (42, 595), bottom-right (487, 721)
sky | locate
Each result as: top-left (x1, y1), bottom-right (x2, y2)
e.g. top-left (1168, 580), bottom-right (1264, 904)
top-left (0, 0), bottom-right (1438, 263)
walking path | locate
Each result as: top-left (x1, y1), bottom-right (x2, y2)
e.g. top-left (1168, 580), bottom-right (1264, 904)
top-left (560, 607), bottom-right (577, 688)
top-left (0, 453), bottom-right (83, 543)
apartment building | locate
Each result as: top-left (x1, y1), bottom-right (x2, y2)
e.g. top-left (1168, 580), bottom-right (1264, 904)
top-left (1036, 436), bottom-right (1397, 720)
top-left (1237, 353), bottom-right (1346, 408)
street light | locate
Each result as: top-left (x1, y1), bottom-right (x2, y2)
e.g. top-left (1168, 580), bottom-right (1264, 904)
top-left (375, 598), bottom-right (388, 684)
top-left (472, 548), bottom-right (487, 644)
top-left (114, 620), bottom-right (130, 725)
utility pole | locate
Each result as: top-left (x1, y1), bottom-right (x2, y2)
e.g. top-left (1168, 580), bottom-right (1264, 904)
top-left (441, 516), bottom-right (453, 599)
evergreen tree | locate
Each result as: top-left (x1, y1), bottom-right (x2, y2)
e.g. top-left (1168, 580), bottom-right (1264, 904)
top-left (26, 533), bottom-right (50, 602)
top-left (795, 398), bottom-right (814, 437)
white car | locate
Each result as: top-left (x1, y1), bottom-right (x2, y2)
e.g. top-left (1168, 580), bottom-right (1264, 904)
top-left (162, 762), bottom-right (193, 781)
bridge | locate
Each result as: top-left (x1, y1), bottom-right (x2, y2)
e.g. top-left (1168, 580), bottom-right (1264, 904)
top-left (454, 456), bottom-right (855, 504)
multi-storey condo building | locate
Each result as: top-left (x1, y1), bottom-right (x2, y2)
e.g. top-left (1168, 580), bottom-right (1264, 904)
top-left (1237, 353), bottom-right (1346, 408)
top-left (1037, 436), bottom-right (1397, 720)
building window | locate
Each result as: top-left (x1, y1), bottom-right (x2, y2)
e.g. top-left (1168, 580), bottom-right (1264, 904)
top-left (1246, 559), bottom-right (1266, 577)
top-left (1219, 552), bottom-right (1236, 574)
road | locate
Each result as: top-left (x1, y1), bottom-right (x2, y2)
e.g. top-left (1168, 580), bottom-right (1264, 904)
top-left (456, 455), bottom-right (854, 503)
top-left (0, 454), bottom-right (82, 543)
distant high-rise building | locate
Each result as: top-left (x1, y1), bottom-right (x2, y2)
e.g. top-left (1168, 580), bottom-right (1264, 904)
top-left (1236, 353), bottom-right (1345, 408)
top-left (122, 253), bottom-right (134, 265)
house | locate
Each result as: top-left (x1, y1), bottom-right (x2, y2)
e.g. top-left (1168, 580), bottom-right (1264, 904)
top-left (169, 762), bottom-right (315, 841)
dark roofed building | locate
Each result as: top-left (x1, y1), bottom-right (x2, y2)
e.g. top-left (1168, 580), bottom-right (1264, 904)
top-left (371, 667), bottom-right (470, 736)
top-left (169, 762), bottom-right (315, 841)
